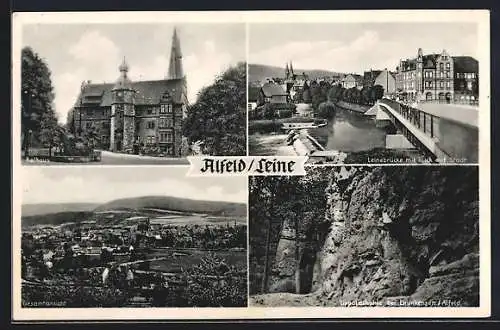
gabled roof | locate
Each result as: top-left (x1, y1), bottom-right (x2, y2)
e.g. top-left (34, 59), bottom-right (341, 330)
top-left (422, 54), bottom-right (439, 69)
top-left (401, 59), bottom-right (417, 71)
top-left (74, 78), bottom-right (187, 108)
top-left (452, 56), bottom-right (478, 73)
top-left (261, 83), bottom-right (287, 97)
top-left (363, 70), bottom-right (382, 81)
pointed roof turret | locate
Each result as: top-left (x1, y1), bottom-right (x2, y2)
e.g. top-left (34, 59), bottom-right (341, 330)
top-left (167, 27), bottom-right (185, 80)
top-left (113, 57), bottom-right (133, 90)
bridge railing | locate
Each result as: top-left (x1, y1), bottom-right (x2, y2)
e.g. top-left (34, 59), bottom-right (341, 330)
top-left (418, 99), bottom-right (479, 107)
top-left (380, 99), bottom-right (440, 140)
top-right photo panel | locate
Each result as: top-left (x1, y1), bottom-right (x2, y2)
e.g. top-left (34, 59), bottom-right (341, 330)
top-left (248, 21), bottom-right (482, 164)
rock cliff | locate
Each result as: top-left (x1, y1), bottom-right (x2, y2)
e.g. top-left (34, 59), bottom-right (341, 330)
top-left (261, 166), bottom-right (479, 306)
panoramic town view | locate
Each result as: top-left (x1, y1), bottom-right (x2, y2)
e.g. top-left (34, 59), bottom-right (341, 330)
top-left (248, 23), bottom-right (479, 164)
top-left (20, 23), bottom-right (246, 165)
top-left (21, 167), bottom-right (248, 307)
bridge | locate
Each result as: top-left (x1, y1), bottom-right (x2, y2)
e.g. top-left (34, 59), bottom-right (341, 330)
top-left (374, 99), bottom-right (478, 163)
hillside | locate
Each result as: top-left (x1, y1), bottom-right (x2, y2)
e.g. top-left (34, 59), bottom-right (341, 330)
top-left (22, 211), bottom-right (94, 228)
top-left (22, 203), bottom-right (99, 217)
top-left (249, 64), bottom-right (344, 83)
top-left (94, 195), bottom-right (246, 217)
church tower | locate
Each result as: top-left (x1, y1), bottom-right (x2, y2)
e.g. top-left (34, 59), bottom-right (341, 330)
top-left (111, 57), bottom-right (135, 152)
top-left (167, 28), bottom-right (185, 80)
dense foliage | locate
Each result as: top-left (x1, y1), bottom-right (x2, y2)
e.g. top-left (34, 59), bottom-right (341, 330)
top-left (250, 103), bottom-right (297, 120)
top-left (182, 62), bottom-right (246, 156)
top-left (327, 83), bottom-right (385, 106)
top-left (183, 253), bottom-right (247, 307)
top-left (22, 46), bottom-right (63, 156)
top-left (249, 168), bottom-right (330, 294)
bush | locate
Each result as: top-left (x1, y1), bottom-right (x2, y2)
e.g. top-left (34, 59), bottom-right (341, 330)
top-left (316, 102), bottom-right (336, 118)
top-left (253, 103), bottom-right (297, 120)
top-left (182, 253), bottom-right (247, 307)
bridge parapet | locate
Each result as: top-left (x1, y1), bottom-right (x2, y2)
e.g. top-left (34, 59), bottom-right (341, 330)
top-left (379, 99), bottom-right (478, 163)
top-left (379, 99), bottom-right (441, 140)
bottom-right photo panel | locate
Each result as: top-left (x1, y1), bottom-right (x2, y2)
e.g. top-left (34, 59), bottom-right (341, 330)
top-left (249, 166), bottom-right (479, 307)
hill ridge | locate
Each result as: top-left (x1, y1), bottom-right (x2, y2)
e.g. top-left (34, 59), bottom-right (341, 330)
top-left (249, 63), bottom-right (346, 82)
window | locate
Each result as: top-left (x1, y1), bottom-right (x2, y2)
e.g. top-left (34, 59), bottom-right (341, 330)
top-left (440, 81), bottom-right (444, 88)
top-left (159, 132), bottom-right (173, 143)
top-left (160, 103), bottom-right (173, 114)
top-left (446, 63), bottom-right (450, 69)
top-left (102, 122), bottom-right (110, 129)
top-left (446, 81), bottom-right (450, 89)
top-left (166, 131), bottom-right (173, 142)
top-left (86, 122), bottom-right (92, 129)
top-left (440, 63), bottom-right (444, 71)
top-left (456, 72), bottom-right (460, 78)
top-left (146, 136), bottom-right (156, 144)
top-left (147, 121), bottom-right (155, 129)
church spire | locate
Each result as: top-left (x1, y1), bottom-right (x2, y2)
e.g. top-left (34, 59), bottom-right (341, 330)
top-left (289, 61), bottom-right (294, 76)
top-left (167, 27), bottom-right (184, 80)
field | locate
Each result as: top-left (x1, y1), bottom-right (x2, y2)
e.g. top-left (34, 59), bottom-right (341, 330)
top-left (150, 215), bottom-right (247, 226)
top-left (147, 249), bottom-right (247, 273)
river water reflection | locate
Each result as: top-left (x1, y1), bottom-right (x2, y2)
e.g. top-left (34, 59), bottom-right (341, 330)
top-left (307, 106), bottom-right (387, 151)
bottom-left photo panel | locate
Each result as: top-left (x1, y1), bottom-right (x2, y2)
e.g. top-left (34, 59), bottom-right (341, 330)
top-left (17, 166), bottom-right (248, 308)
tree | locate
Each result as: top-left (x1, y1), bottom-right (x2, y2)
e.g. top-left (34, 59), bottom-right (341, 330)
top-left (370, 84), bottom-right (385, 103)
top-left (327, 84), bottom-right (343, 102)
top-left (39, 111), bottom-right (63, 157)
top-left (249, 170), bottom-right (330, 295)
top-left (302, 88), bottom-right (312, 104)
top-left (360, 86), bottom-right (371, 105)
top-left (182, 62), bottom-right (246, 156)
top-left (84, 126), bottom-right (100, 151)
top-left (66, 108), bottom-right (76, 134)
top-left (310, 81), bottom-right (327, 110)
top-left (316, 102), bottom-right (336, 118)
top-left (21, 46), bottom-right (57, 154)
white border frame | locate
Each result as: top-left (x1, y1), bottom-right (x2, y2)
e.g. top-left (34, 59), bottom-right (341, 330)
top-left (12, 10), bottom-right (491, 320)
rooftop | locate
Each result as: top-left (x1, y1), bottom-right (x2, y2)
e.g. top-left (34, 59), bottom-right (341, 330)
top-left (261, 82), bottom-right (287, 97)
top-left (75, 78), bottom-right (187, 108)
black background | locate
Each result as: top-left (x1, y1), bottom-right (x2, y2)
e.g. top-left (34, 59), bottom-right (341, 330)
top-left (5, 0), bottom-right (500, 328)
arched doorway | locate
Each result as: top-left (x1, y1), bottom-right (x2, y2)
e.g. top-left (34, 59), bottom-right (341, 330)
top-left (438, 93), bottom-right (445, 103)
top-left (426, 92), bottom-right (433, 101)
top-left (445, 93), bottom-right (452, 104)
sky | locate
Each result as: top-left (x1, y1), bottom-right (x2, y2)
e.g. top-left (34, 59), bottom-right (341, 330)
top-left (249, 22), bottom-right (478, 74)
top-left (22, 23), bottom-right (245, 124)
top-left (22, 167), bottom-right (247, 204)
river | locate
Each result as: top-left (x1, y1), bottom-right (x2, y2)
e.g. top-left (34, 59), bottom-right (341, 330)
top-left (249, 106), bottom-right (389, 156)
top-left (306, 106), bottom-right (387, 151)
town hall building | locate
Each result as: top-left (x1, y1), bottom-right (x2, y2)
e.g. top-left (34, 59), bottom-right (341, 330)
top-left (71, 29), bottom-right (188, 157)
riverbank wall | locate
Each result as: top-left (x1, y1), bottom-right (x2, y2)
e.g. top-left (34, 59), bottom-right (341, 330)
top-left (335, 101), bottom-right (371, 114)
top-left (290, 130), bottom-right (325, 156)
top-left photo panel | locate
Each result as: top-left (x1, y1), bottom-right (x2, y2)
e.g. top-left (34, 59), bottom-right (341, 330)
top-left (13, 15), bottom-right (247, 166)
